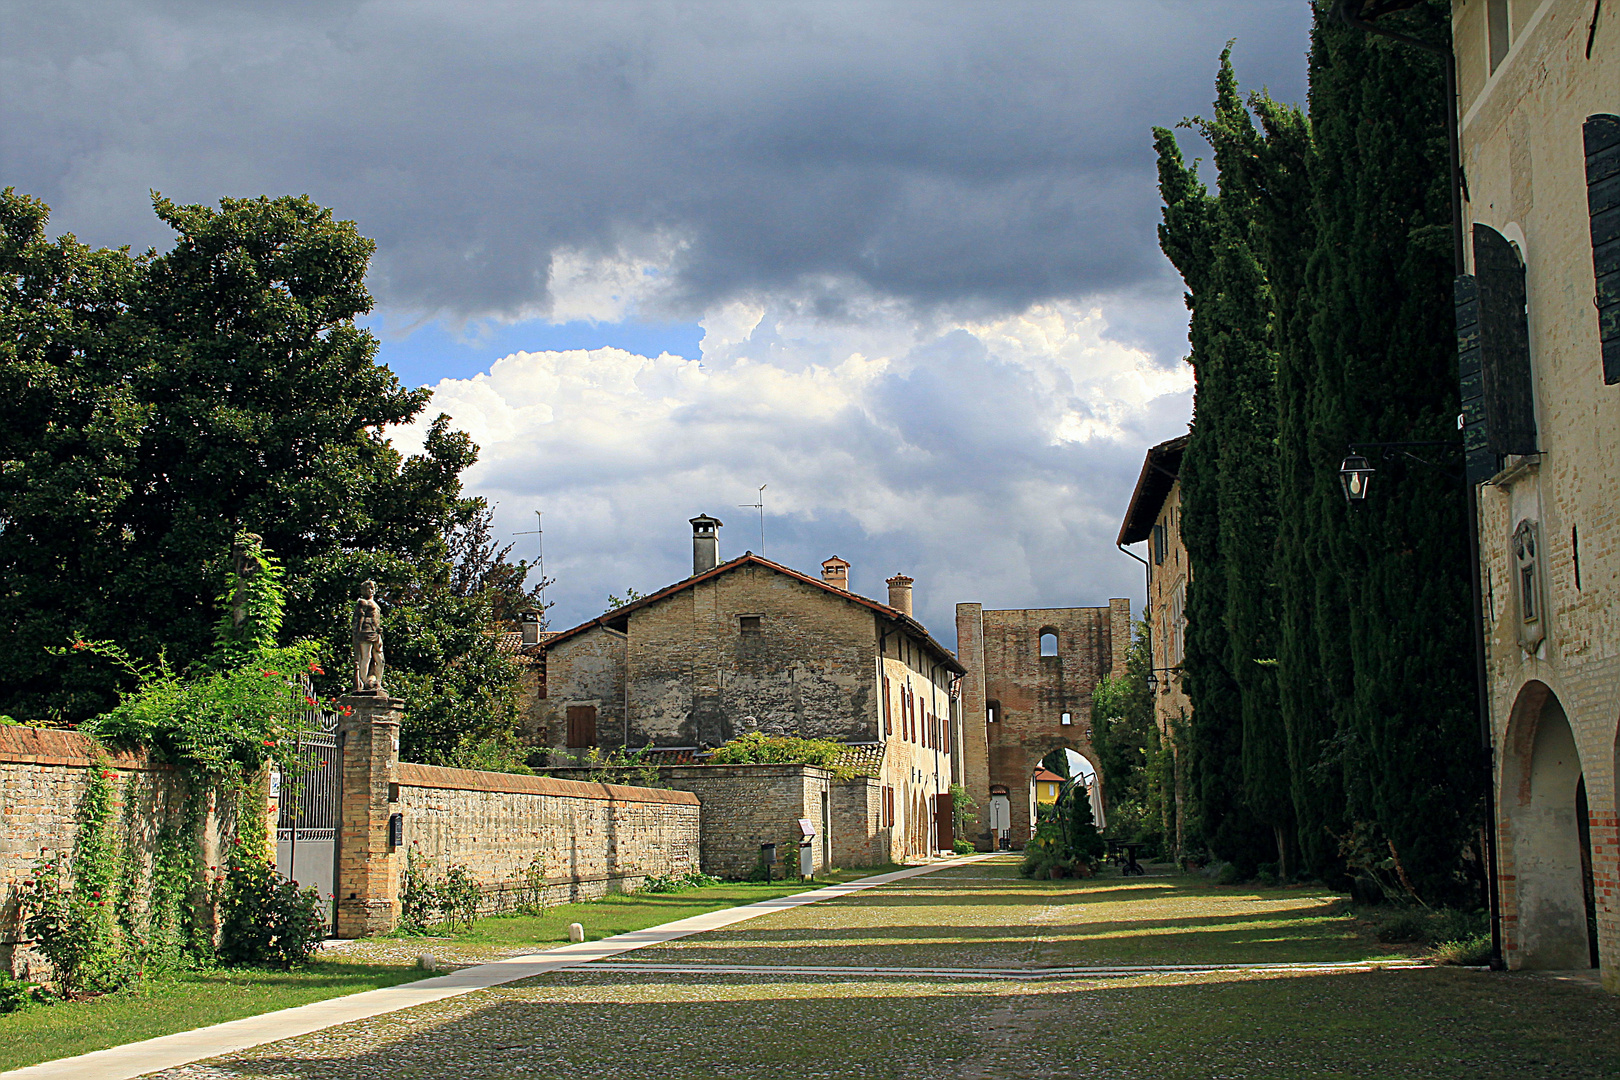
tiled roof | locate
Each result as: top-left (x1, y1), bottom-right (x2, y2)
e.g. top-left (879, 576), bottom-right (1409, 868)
top-left (834, 743), bottom-right (885, 778)
top-left (535, 553), bottom-right (964, 674)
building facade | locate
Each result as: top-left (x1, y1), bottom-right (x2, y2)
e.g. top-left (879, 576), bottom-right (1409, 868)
top-left (1449, 0), bottom-right (1617, 987)
top-left (532, 517), bottom-right (965, 863)
top-left (1118, 434), bottom-right (1191, 859)
top-left (955, 600), bottom-right (1129, 850)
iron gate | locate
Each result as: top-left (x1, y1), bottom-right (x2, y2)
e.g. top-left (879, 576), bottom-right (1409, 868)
top-left (275, 688), bottom-right (340, 929)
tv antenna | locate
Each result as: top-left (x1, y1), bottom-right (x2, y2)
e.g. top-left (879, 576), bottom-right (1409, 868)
top-left (739, 484), bottom-right (766, 555)
top-left (514, 509), bottom-right (546, 610)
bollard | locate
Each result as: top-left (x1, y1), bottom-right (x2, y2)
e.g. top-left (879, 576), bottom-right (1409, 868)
top-left (568, 922), bottom-right (585, 943)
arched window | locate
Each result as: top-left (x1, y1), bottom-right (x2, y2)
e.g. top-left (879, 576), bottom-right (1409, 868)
top-left (1060, 712), bottom-right (1072, 726)
top-left (1039, 631), bottom-right (1058, 657)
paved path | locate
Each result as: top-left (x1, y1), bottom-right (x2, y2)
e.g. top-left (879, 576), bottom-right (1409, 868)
top-left (0, 858), bottom-right (993, 1080)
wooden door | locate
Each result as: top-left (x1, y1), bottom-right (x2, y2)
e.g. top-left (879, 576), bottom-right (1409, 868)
top-left (933, 791), bottom-right (954, 852)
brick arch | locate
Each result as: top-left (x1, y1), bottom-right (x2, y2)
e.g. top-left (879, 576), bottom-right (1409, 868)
top-left (1499, 679), bottom-right (1595, 970)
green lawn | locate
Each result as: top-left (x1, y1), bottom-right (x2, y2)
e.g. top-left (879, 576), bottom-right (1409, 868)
top-left (0, 962), bottom-right (420, 1073)
top-left (0, 863), bottom-right (909, 1073)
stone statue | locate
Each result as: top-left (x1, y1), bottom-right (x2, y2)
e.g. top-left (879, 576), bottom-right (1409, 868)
top-left (352, 580), bottom-right (386, 693)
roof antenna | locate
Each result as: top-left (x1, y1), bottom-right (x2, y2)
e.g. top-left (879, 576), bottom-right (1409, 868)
top-left (514, 509), bottom-right (546, 611)
top-left (739, 484), bottom-right (766, 556)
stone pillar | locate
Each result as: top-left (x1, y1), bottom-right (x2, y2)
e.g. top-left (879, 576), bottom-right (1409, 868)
top-left (954, 603), bottom-right (992, 850)
top-left (335, 694), bottom-right (402, 938)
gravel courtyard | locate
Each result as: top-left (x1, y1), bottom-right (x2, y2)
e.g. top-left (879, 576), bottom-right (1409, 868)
top-left (145, 858), bottom-right (1620, 1080)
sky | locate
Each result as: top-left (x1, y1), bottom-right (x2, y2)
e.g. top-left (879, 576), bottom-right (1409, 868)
top-left (2, 1), bottom-right (1314, 641)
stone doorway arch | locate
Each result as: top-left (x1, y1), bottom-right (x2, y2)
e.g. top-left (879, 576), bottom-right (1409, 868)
top-left (1501, 681), bottom-right (1595, 969)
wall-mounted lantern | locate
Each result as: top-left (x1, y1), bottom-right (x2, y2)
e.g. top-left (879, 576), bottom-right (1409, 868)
top-left (1339, 455), bottom-right (1375, 503)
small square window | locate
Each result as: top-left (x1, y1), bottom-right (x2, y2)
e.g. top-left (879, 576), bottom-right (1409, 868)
top-left (1061, 712), bottom-right (1072, 726)
top-left (739, 615), bottom-right (762, 634)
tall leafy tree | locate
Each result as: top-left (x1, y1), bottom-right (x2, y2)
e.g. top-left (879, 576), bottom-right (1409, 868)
top-left (0, 192), bottom-right (537, 768)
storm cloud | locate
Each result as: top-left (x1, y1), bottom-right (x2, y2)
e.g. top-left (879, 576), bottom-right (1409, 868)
top-left (5, 1), bottom-right (1309, 322)
top-left (3, 1), bottom-right (1312, 633)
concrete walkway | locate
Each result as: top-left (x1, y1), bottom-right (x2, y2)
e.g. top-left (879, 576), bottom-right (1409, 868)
top-left (0, 857), bottom-right (994, 1080)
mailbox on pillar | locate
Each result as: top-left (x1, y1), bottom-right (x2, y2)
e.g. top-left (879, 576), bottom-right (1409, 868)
top-left (797, 818), bottom-right (817, 880)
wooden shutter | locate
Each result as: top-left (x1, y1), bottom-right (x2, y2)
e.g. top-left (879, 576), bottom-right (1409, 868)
top-left (882, 676), bottom-right (892, 736)
top-left (1474, 224), bottom-right (1539, 456)
top-left (1588, 114), bottom-right (1620, 384)
top-left (566, 705), bottom-right (597, 748)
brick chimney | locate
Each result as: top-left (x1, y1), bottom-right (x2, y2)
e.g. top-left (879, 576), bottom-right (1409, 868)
top-left (821, 556), bottom-right (850, 591)
top-left (690, 514), bottom-right (723, 575)
top-left (886, 574), bottom-right (914, 617)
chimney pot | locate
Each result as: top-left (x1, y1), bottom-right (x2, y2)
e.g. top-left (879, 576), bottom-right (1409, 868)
top-left (821, 556), bottom-right (850, 591)
top-left (886, 573), bottom-right (914, 617)
top-left (690, 514), bottom-right (723, 575)
top-left (519, 609), bottom-right (541, 645)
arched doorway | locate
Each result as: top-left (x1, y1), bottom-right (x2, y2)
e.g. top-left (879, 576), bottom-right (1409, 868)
top-left (1502, 682), bottom-right (1596, 969)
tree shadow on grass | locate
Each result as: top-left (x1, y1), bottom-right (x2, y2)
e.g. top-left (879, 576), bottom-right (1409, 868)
top-left (193, 968), bottom-right (1620, 1080)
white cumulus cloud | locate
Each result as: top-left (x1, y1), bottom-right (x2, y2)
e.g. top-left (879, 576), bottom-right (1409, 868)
top-left (394, 295), bottom-right (1191, 643)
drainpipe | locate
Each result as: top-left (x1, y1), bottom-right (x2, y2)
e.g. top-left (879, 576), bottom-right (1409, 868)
top-left (1335, 0), bottom-right (1503, 971)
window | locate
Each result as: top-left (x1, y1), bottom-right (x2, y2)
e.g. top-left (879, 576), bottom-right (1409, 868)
top-left (1512, 518), bottom-right (1545, 650)
top-left (1040, 631), bottom-right (1058, 657)
top-left (1061, 712), bottom-right (1072, 726)
top-left (1487, 0), bottom-right (1510, 73)
top-left (1152, 522), bottom-right (1167, 565)
top-left (882, 786), bottom-right (895, 828)
top-left (566, 705), bottom-right (597, 749)
top-left (739, 615), bottom-right (762, 634)
top-left (987, 699), bottom-right (1000, 724)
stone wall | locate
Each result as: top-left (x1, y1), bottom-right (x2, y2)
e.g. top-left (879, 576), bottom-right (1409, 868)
top-left (397, 763), bottom-right (699, 911)
top-left (0, 727), bottom-right (241, 978)
top-left (626, 563), bottom-right (880, 748)
top-left (545, 763), bottom-right (888, 878)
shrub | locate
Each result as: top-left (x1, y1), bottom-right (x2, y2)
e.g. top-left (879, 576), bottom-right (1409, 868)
top-left (215, 847), bottom-right (326, 968)
top-left (1432, 932), bottom-right (1493, 966)
top-left (399, 847), bottom-right (483, 934)
top-left (953, 839), bottom-right (976, 855)
top-left (641, 870), bottom-right (721, 894)
top-left (705, 733), bottom-right (857, 779)
top-left (511, 855), bottom-right (548, 916)
top-left (17, 856), bottom-right (134, 997)
top-left (0, 972), bottom-right (48, 1013)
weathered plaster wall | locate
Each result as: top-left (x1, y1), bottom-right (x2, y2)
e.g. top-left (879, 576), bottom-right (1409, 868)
top-left (1454, 0), bottom-right (1619, 988)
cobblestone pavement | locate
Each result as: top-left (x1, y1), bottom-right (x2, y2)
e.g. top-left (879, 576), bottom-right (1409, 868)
top-left (145, 858), bottom-right (1620, 1080)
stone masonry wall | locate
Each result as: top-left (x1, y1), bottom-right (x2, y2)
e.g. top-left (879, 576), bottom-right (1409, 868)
top-left (397, 763), bottom-right (698, 912)
top-left (544, 764), bottom-right (881, 878)
top-left (626, 564), bottom-right (880, 749)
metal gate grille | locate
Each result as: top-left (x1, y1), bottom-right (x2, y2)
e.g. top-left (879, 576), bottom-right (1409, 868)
top-left (275, 684), bottom-right (340, 928)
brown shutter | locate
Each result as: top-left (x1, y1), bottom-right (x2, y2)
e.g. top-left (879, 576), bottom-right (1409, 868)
top-left (566, 705), bottom-right (597, 748)
top-left (882, 676), bottom-right (892, 735)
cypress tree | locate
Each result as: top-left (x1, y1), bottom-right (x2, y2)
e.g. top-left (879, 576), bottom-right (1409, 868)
top-left (1301, 2), bottom-right (1481, 905)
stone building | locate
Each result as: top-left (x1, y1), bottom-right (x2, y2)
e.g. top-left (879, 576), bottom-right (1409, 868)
top-left (1446, 0), bottom-right (1618, 987)
top-left (1117, 433), bottom-right (1191, 858)
top-left (955, 598), bottom-right (1129, 850)
top-left (530, 516), bottom-right (965, 864)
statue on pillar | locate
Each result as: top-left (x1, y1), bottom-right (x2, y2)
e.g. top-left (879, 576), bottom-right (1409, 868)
top-left (352, 580), bottom-right (386, 694)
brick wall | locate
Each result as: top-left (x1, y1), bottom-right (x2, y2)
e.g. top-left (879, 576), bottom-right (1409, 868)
top-left (397, 763), bottom-right (699, 911)
top-left (0, 727), bottom-right (241, 979)
top-left (955, 603), bottom-right (1124, 848)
